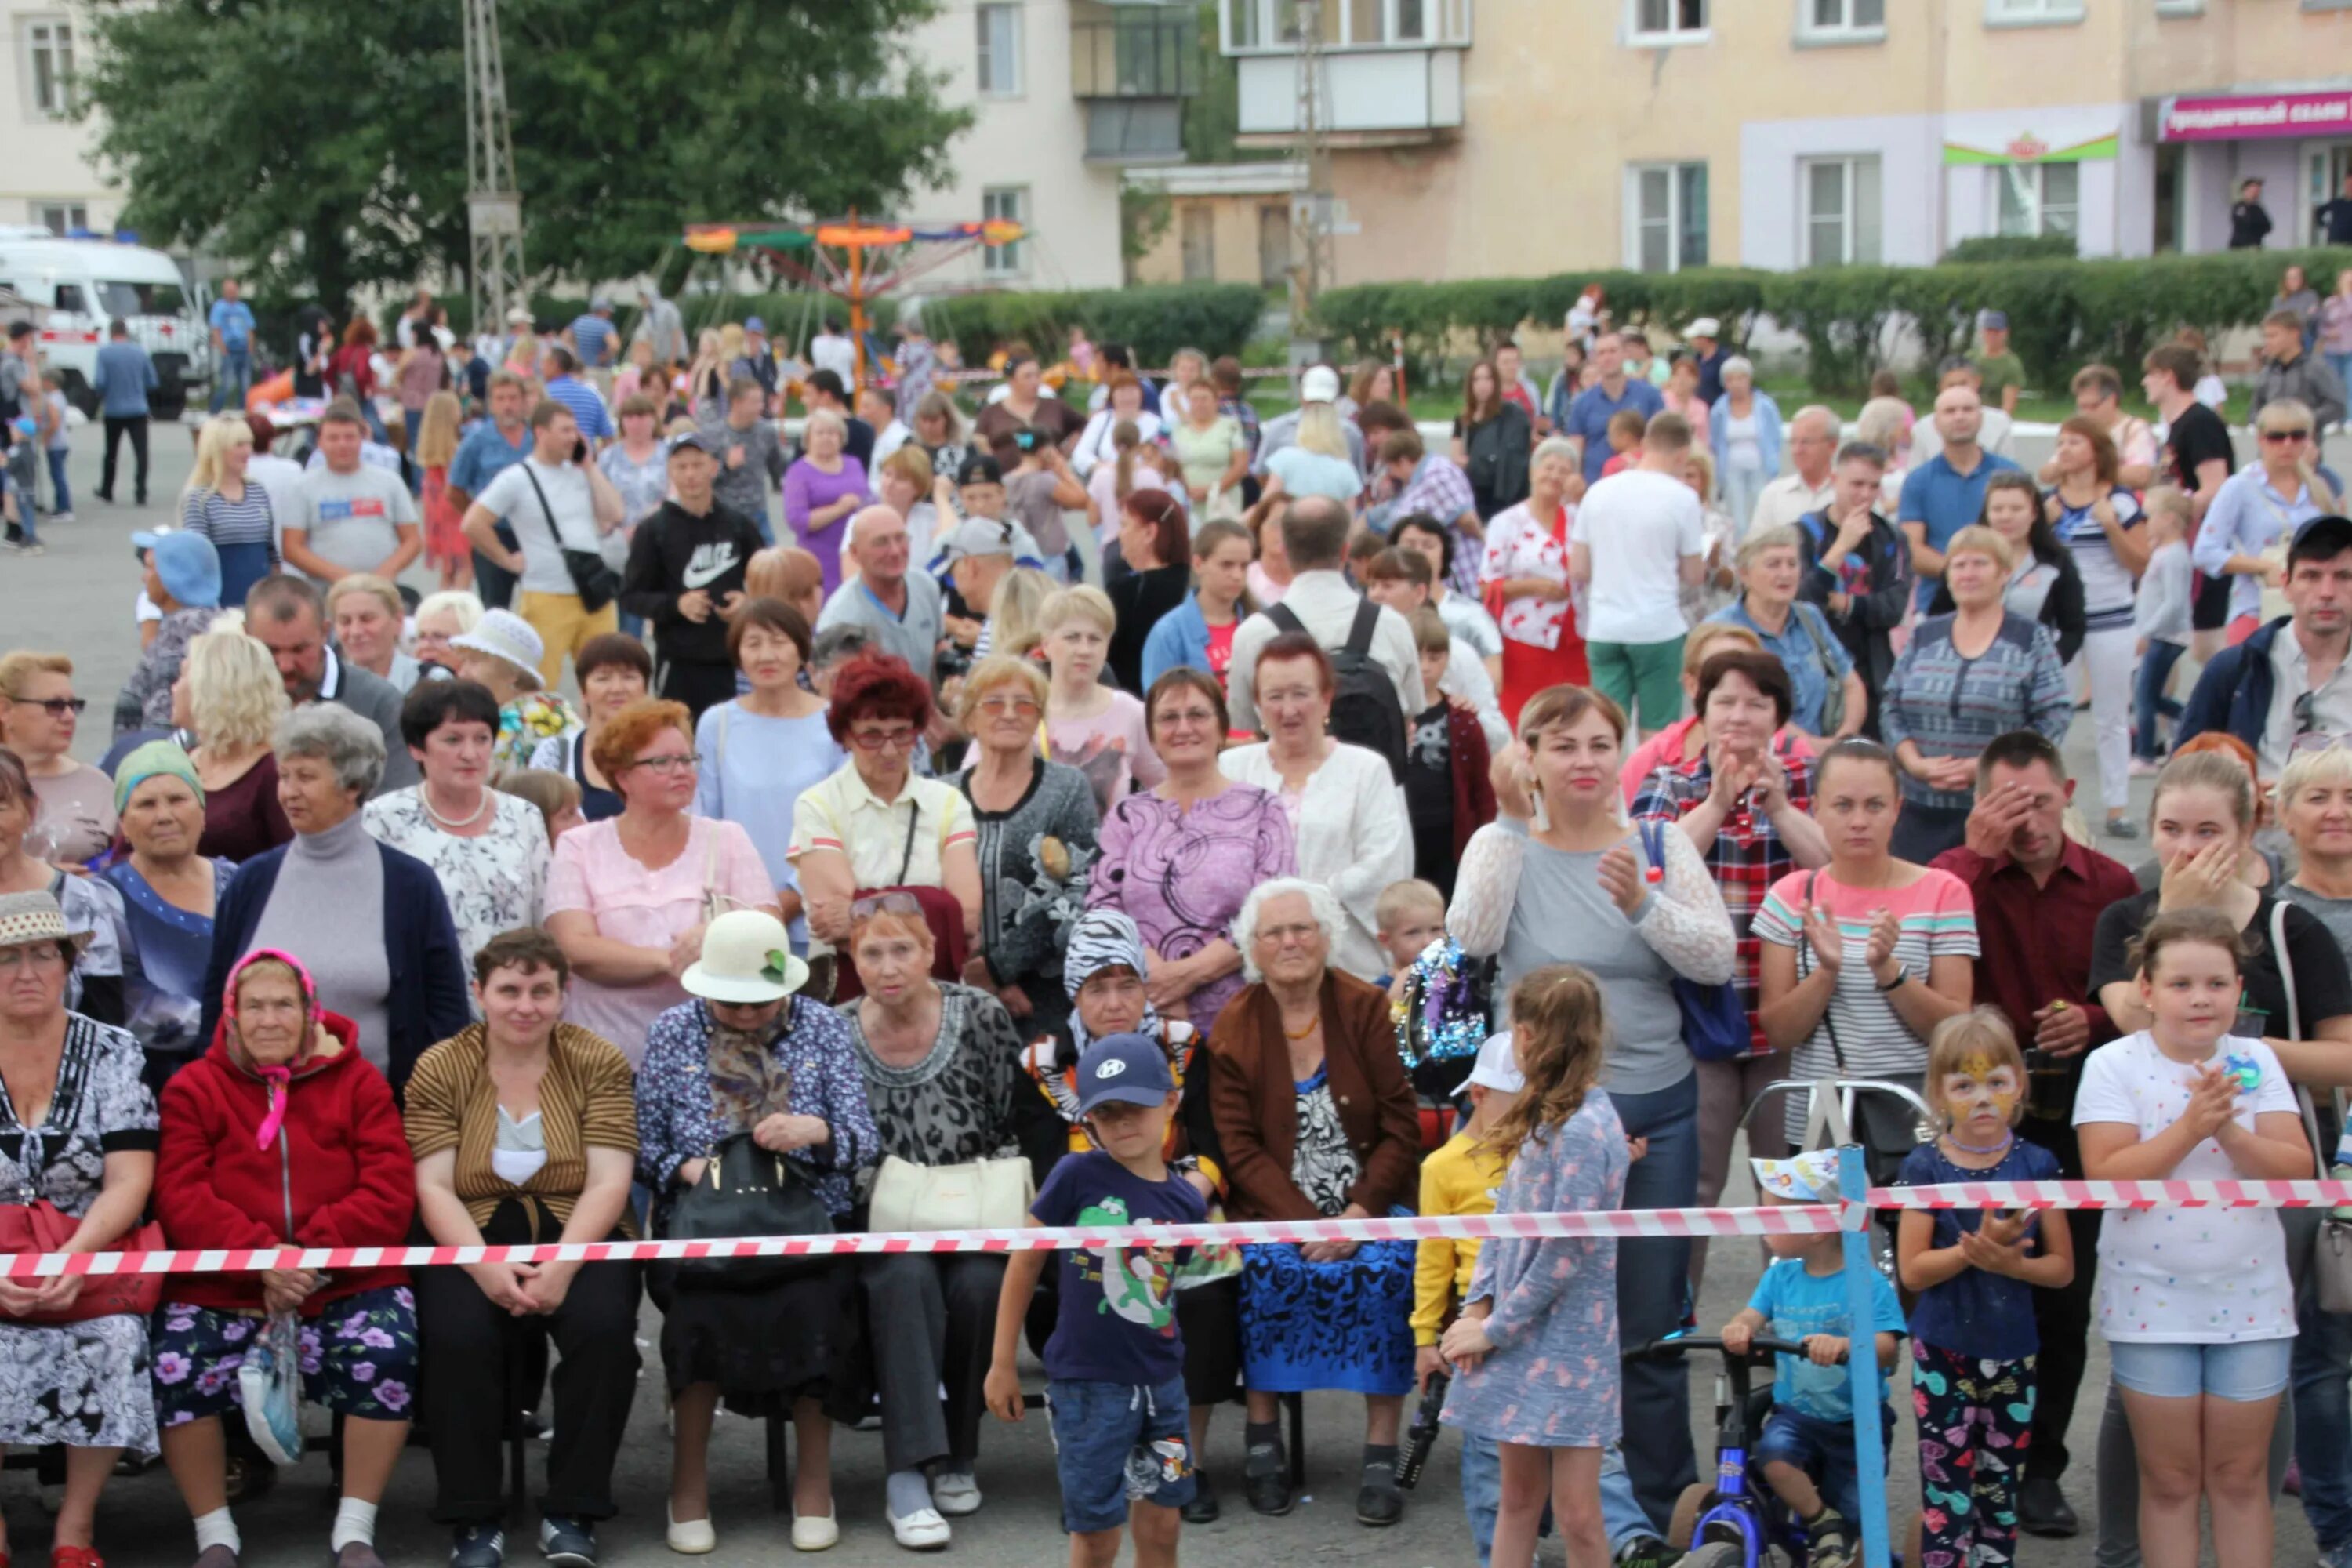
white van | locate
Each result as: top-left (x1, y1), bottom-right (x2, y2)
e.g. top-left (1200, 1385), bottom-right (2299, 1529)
top-left (0, 229), bottom-right (212, 419)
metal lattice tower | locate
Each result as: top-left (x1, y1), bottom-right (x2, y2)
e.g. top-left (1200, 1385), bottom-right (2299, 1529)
top-left (463, 0), bottom-right (524, 332)
top-left (1288, 0), bottom-right (1336, 339)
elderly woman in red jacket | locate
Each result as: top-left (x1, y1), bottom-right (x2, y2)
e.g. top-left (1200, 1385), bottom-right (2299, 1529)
top-left (152, 948), bottom-right (417, 1568)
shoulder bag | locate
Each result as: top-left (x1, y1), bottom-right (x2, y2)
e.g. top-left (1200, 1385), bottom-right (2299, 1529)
top-left (657, 1134), bottom-right (837, 1291)
top-left (518, 461), bottom-right (620, 614)
top-left (1635, 819), bottom-right (1750, 1062)
top-left (0, 1143), bottom-right (165, 1324)
top-left (1791, 604), bottom-right (1846, 736)
top-left (2276, 902), bottom-right (2352, 1312)
top-left (868, 1152), bottom-right (1035, 1233)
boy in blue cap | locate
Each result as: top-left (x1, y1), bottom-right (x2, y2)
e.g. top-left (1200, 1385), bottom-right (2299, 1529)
top-left (987, 1033), bottom-right (1209, 1567)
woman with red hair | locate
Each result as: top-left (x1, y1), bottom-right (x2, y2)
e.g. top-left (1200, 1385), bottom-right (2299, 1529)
top-left (788, 654), bottom-right (982, 991)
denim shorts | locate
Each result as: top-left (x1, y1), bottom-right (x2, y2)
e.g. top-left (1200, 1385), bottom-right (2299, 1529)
top-left (2108, 1337), bottom-right (2292, 1403)
top-left (1046, 1376), bottom-right (1195, 1534)
top-left (1755, 1406), bottom-right (1895, 1523)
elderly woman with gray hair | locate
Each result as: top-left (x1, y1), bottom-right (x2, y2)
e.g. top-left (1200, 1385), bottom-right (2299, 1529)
top-left (1477, 436), bottom-right (1588, 727)
top-left (1706, 355), bottom-right (1782, 536)
top-left (200, 703), bottom-right (470, 1094)
top-left (784, 407), bottom-right (872, 597)
top-left (1207, 877), bottom-right (1422, 1525)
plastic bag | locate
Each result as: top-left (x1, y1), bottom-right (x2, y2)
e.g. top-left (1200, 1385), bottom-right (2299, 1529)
top-left (238, 1312), bottom-right (304, 1465)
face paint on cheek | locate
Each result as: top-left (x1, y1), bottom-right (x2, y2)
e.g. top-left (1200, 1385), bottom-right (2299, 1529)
top-left (1944, 1060), bottom-right (2022, 1124)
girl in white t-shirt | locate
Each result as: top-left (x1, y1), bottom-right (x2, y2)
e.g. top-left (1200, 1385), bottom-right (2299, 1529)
top-left (2074, 907), bottom-right (2310, 1568)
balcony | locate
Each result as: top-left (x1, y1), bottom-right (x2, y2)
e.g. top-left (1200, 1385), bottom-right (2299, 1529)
top-left (1071, 12), bottom-right (1202, 164)
top-left (1221, 0), bottom-right (1468, 147)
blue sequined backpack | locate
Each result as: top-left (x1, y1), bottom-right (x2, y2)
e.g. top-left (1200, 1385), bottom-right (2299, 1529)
top-left (1393, 936), bottom-right (1493, 1083)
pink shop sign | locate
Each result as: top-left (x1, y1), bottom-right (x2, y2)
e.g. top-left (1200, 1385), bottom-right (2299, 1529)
top-left (2161, 91), bottom-right (2352, 143)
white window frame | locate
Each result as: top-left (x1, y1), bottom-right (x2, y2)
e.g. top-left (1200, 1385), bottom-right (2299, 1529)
top-left (1800, 155), bottom-right (1881, 266)
top-left (1626, 161), bottom-right (1708, 274)
top-left (982, 187), bottom-right (1029, 276)
top-left (1628, 0), bottom-right (1709, 46)
top-left (34, 202), bottom-right (86, 237)
top-left (975, 3), bottom-right (1024, 98)
top-left (1984, 0), bottom-right (2083, 26)
top-left (1223, 0), bottom-right (1468, 52)
top-left (1994, 162), bottom-right (2080, 238)
top-left (1798, 0), bottom-right (1886, 43)
top-left (19, 14), bottom-right (74, 120)
top-left (2153, 0), bottom-right (2203, 15)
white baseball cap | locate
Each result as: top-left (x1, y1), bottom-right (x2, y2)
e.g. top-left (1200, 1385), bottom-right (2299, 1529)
top-left (1465, 1032), bottom-right (1525, 1094)
top-left (1301, 365), bottom-right (1341, 404)
top-left (1682, 317), bottom-right (1722, 340)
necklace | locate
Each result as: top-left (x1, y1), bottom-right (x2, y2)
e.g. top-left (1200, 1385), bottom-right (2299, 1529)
top-left (1283, 1015), bottom-right (1319, 1040)
top-left (1946, 1129), bottom-right (2015, 1157)
top-left (423, 786), bottom-right (492, 831)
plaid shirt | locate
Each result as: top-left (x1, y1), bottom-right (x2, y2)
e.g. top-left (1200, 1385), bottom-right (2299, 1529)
top-left (1396, 456), bottom-right (1485, 597)
top-left (1629, 739), bottom-right (1814, 1054)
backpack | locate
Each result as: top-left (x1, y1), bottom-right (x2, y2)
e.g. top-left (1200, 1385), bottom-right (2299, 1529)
top-left (1267, 598), bottom-right (1409, 782)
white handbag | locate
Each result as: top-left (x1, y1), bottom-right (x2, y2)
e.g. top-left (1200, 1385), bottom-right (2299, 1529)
top-left (867, 1153), bottom-right (1034, 1232)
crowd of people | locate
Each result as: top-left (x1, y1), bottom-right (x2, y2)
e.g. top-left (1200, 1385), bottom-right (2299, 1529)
top-left (2, 276), bottom-right (2352, 1568)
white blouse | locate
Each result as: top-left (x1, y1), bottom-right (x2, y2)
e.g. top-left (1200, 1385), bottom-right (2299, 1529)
top-left (1220, 740), bottom-right (1414, 982)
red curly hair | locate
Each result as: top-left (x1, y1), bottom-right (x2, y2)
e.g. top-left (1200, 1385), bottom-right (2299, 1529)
top-left (824, 652), bottom-right (934, 746)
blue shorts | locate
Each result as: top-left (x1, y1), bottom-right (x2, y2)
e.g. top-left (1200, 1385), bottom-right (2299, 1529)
top-left (1046, 1376), bottom-right (1196, 1534)
top-left (2109, 1338), bottom-right (2292, 1403)
top-left (1755, 1406), bottom-right (1893, 1523)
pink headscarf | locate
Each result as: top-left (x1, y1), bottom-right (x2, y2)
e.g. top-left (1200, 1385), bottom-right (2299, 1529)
top-left (223, 948), bottom-right (318, 1151)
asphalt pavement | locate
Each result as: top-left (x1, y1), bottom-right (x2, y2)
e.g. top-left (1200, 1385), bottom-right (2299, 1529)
top-left (5, 423), bottom-right (2350, 1566)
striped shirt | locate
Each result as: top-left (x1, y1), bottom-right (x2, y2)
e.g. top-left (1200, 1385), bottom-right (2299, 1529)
top-left (1880, 612), bottom-right (2071, 812)
top-left (1752, 866), bottom-right (1979, 1140)
top-left (2047, 485), bottom-right (2143, 628)
top-left (403, 1022), bottom-right (640, 1236)
top-left (181, 484), bottom-right (277, 554)
top-left (543, 374), bottom-right (615, 441)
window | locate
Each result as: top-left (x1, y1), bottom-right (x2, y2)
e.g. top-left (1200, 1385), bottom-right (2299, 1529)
top-left (1802, 0), bottom-right (1885, 38)
top-left (975, 4), bottom-right (1022, 96)
top-left (1984, 0), bottom-right (2082, 23)
top-left (52, 284), bottom-right (85, 315)
top-left (1995, 162), bottom-right (2079, 237)
top-left (1631, 0), bottom-right (1708, 39)
top-left (1632, 162), bottom-right (1708, 272)
top-left (982, 187), bottom-right (1028, 274)
top-left (1181, 207), bottom-right (1216, 282)
top-left (34, 203), bottom-right (85, 237)
top-left (2154, 0), bottom-right (2202, 13)
top-left (1802, 156), bottom-right (1881, 265)
top-left (1258, 203), bottom-right (1292, 287)
top-left (1227, 0), bottom-right (1261, 47)
top-left (22, 16), bottom-right (73, 118)
top-left (99, 280), bottom-right (187, 317)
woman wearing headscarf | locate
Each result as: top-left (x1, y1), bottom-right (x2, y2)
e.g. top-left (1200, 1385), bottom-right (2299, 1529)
top-left (100, 742), bottom-right (234, 1085)
top-left (152, 948), bottom-right (416, 1568)
top-left (1018, 908), bottom-right (1243, 1520)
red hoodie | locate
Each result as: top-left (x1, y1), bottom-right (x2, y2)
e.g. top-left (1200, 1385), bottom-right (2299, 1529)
top-left (155, 1010), bottom-right (415, 1315)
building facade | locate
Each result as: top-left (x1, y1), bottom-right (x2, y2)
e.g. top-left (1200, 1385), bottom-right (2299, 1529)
top-left (1218, 0), bottom-right (2352, 287)
top-left (5, 0), bottom-right (114, 237)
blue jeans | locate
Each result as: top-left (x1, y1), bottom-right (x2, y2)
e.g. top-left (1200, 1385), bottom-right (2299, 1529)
top-left (1462, 1437), bottom-right (1656, 1566)
top-left (1757, 1406), bottom-right (1894, 1524)
top-left (1045, 1377), bottom-right (1194, 1534)
top-left (2296, 1265), bottom-right (2352, 1551)
top-left (2133, 641), bottom-right (2187, 762)
top-left (2329, 354), bottom-right (2352, 422)
top-left (1610, 1073), bottom-right (1700, 1530)
top-left (42, 449), bottom-right (69, 515)
top-left (209, 345), bottom-right (251, 414)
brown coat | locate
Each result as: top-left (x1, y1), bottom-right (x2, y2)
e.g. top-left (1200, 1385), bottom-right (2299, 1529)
top-left (1207, 969), bottom-right (1422, 1224)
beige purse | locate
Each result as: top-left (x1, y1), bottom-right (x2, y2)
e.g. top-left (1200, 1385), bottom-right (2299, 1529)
top-left (867, 1153), bottom-right (1035, 1232)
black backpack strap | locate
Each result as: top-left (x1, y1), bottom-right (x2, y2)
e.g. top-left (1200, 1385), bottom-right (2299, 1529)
top-left (1267, 601), bottom-right (1306, 638)
top-left (1346, 597), bottom-right (1381, 660)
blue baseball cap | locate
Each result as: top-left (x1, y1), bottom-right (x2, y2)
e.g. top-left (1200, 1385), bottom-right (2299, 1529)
top-left (1076, 1033), bottom-right (1174, 1113)
top-left (743, 316), bottom-right (768, 336)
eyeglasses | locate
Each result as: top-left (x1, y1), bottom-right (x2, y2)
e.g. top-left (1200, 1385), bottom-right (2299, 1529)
top-left (16, 698), bottom-right (85, 717)
top-left (1154, 707), bottom-right (1221, 731)
top-left (850, 891), bottom-right (924, 921)
top-left (2262, 430), bottom-right (2314, 444)
top-left (976, 696), bottom-right (1040, 718)
top-left (0, 946), bottom-right (68, 973)
top-left (850, 728), bottom-right (919, 752)
top-left (2298, 691), bottom-right (2320, 738)
top-left (625, 753), bottom-right (700, 775)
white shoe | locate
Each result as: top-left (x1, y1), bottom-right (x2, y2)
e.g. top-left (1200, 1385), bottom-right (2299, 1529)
top-left (790, 1512), bottom-right (839, 1552)
top-left (664, 1507), bottom-right (715, 1555)
top-left (49, 512), bottom-right (72, 524)
top-left (930, 1471), bottom-right (981, 1516)
top-left (887, 1506), bottom-right (949, 1550)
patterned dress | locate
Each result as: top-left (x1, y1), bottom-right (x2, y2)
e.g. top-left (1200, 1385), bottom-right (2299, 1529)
top-left (0, 1015), bottom-right (162, 1455)
top-left (361, 787), bottom-right (550, 989)
top-left (1443, 1091), bottom-right (1628, 1447)
top-left (838, 983), bottom-right (1022, 1201)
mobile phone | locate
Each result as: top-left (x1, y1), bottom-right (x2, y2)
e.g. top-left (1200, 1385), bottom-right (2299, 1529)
top-left (573, 438), bottom-right (589, 464)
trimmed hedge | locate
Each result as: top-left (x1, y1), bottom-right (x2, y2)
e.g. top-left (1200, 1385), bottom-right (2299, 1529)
top-left (1313, 249), bottom-right (2345, 396)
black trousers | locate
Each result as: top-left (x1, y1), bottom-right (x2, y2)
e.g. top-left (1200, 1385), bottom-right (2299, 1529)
top-left (657, 658), bottom-right (739, 725)
top-left (858, 1250), bottom-right (1005, 1475)
top-left (414, 1201), bottom-right (641, 1526)
top-left (2024, 1113), bottom-right (2101, 1482)
top-left (100, 415), bottom-right (149, 503)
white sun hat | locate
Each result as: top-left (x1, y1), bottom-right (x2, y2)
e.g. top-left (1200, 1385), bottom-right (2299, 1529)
top-left (681, 909), bottom-right (811, 1005)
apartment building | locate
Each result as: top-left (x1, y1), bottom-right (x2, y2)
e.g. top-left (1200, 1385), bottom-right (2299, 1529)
top-left (1202, 0), bottom-right (2352, 286)
top-left (5, 2), bottom-right (115, 237)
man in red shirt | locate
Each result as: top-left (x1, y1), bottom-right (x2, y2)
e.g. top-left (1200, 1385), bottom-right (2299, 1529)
top-left (1930, 729), bottom-right (2140, 1540)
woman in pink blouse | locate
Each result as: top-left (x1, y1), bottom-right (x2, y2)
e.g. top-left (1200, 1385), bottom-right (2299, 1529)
top-left (543, 699), bottom-right (777, 1064)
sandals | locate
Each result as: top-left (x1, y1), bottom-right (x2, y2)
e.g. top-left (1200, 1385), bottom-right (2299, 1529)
top-left (53, 1548), bottom-right (103, 1568)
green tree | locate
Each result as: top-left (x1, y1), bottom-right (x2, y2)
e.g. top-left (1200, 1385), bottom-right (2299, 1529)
top-left (77, 0), bottom-right (971, 314)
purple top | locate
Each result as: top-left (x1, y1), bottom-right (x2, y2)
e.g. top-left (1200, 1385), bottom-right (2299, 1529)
top-left (1085, 781), bottom-right (1295, 1033)
top-left (784, 456), bottom-right (872, 595)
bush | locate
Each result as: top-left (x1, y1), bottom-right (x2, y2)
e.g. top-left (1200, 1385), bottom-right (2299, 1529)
top-left (922, 282), bottom-right (1267, 367)
top-left (1943, 234), bottom-right (2077, 264)
top-left (1313, 249), bottom-right (2341, 395)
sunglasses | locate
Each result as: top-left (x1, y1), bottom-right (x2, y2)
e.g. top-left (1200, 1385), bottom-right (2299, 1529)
top-left (2298, 691), bottom-right (2321, 737)
top-left (850, 728), bottom-right (919, 752)
top-left (17, 698), bottom-right (85, 717)
top-left (850, 891), bottom-right (924, 921)
top-left (2262, 430), bottom-right (2313, 444)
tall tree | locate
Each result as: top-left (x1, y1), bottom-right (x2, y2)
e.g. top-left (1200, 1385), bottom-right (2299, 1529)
top-left (78, 0), bottom-right (970, 313)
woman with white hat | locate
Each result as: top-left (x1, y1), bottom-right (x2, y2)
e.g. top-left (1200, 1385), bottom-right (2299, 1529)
top-left (635, 909), bottom-right (879, 1553)
top-left (0, 888), bottom-right (162, 1566)
top-left (448, 608), bottom-right (583, 777)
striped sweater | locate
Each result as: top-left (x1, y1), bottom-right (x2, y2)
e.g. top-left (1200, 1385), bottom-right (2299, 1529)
top-left (1881, 611), bottom-right (2071, 811)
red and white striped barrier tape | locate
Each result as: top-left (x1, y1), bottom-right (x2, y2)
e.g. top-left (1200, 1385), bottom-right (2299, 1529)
top-left (0, 1202), bottom-right (1849, 1280)
top-left (1873, 1179), bottom-right (2352, 1210)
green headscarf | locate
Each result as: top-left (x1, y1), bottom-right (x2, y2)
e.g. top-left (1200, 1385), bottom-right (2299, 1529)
top-left (113, 740), bottom-right (205, 815)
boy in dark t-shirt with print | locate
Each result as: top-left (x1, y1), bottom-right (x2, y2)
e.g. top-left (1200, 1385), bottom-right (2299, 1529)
top-left (988, 1033), bottom-right (1207, 1566)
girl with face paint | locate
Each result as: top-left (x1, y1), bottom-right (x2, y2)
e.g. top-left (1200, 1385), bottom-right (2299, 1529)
top-left (1894, 1010), bottom-right (2075, 1568)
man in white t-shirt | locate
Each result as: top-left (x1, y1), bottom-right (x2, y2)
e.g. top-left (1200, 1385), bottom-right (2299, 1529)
top-left (809, 320), bottom-right (857, 387)
top-left (460, 398), bottom-right (626, 689)
top-left (1570, 411), bottom-right (1706, 735)
top-left (284, 401), bottom-right (420, 585)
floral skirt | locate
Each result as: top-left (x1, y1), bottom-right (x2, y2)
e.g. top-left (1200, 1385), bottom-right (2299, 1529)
top-left (0, 1312), bottom-right (158, 1455)
top-left (151, 1286), bottom-right (419, 1428)
top-left (1239, 1235), bottom-right (1416, 1398)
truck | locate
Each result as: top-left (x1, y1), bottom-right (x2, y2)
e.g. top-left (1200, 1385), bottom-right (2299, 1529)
top-left (0, 229), bottom-right (213, 419)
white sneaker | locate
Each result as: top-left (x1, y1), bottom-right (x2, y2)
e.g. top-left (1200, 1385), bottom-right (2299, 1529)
top-left (887, 1506), bottom-right (949, 1550)
top-left (930, 1470), bottom-right (981, 1516)
top-left (790, 1512), bottom-right (839, 1552)
top-left (664, 1505), bottom-right (715, 1555)
top-left (50, 511), bottom-right (72, 523)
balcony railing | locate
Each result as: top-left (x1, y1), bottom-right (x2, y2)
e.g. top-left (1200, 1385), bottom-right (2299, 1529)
top-left (1070, 16), bottom-right (1203, 100)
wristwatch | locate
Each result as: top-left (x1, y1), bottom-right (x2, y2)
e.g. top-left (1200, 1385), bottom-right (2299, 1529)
top-left (1875, 967), bottom-right (1908, 993)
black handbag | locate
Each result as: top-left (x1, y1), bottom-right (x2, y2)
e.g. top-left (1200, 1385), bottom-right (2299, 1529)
top-left (517, 461), bottom-right (620, 613)
top-left (655, 1134), bottom-right (835, 1292)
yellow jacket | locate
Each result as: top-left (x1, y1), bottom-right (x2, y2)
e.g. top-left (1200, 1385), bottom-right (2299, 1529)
top-left (1411, 1128), bottom-right (1511, 1346)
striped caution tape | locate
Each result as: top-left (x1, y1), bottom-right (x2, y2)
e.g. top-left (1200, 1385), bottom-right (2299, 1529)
top-left (1871, 1178), bottom-right (2352, 1210)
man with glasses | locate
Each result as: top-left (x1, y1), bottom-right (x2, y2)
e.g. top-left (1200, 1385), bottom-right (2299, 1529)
top-left (2179, 514), bottom-right (2352, 775)
top-left (2252, 309), bottom-right (2348, 434)
top-left (2194, 401), bottom-right (2343, 649)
